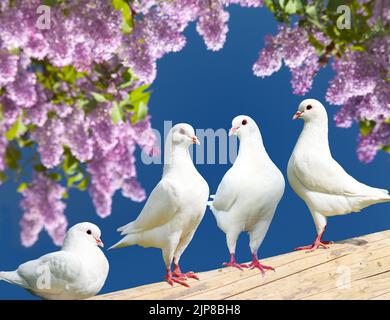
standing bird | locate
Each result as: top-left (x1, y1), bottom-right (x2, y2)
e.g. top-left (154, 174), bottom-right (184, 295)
top-left (209, 116), bottom-right (285, 275)
top-left (0, 222), bottom-right (109, 300)
top-left (110, 123), bottom-right (209, 287)
top-left (288, 99), bottom-right (390, 251)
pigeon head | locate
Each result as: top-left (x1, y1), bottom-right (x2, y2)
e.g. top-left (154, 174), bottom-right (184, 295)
top-left (63, 222), bottom-right (104, 249)
top-left (293, 99), bottom-right (328, 123)
top-left (229, 115), bottom-right (259, 139)
top-left (169, 123), bottom-right (200, 147)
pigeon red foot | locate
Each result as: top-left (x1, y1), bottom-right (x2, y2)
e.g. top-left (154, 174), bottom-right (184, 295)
top-left (165, 269), bottom-right (190, 288)
top-left (223, 253), bottom-right (248, 270)
top-left (172, 264), bottom-right (199, 281)
top-left (247, 254), bottom-right (275, 276)
top-left (294, 227), bottom-right (333, 252)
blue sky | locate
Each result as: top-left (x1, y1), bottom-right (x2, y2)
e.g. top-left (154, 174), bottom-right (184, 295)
top-left (0, 6), bottom-right (389, 299)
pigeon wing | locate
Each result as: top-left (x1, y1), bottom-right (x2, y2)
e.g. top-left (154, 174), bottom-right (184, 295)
top-left (17, 251), bottom-right (82, 292)
top-left (121, 178), bottom-right (180, 233)
top-left (212, 169), bottom-right (239, 212)
top-left (292, 154), bottom-right (373, 196)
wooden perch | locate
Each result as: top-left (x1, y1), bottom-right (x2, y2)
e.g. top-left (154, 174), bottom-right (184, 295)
top-left (91, 230), bottom-right (390, 300)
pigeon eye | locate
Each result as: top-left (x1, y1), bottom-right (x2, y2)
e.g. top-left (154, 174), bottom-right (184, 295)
top-left (86, 230), bottom-right (92, 235)
top-left (179, 128), bottom-right (185, 134)
top-left (242, 119), bottom-right (248, 125)
top-left (306, 105), bottom-right (312, 110)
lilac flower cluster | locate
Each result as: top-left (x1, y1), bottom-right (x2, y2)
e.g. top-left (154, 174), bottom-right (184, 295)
top-left (253, 25), bottom-right (326, 95)
top-left (0, 1), bottom-right (158, 246)
top-left (328, 36), bottom-right (390, 163)
top-left (120, 0), bottom-right (240, 82)
top-left (1, 0), bottom-right (388, 246)
top-left (20, 172), bottom-right (67, 247)
top-left (87, 107), bottom-right (153, 218)
top-left (251, 2), bottom-right (389, 163)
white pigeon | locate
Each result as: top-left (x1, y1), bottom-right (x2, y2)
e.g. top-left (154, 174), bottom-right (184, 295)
top-left (209, 115), bottom-right (285, 274)
top-left (0, 222), bottom-right (109, 300)
top-left (110, 123), bottom-right (209, 287)
top-left (288, 99), bottom-right (390, 251)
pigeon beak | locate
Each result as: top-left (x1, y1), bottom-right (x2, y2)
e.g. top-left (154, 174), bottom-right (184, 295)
top-left (293, 111), bottom-right (303, 120)
top-left (192, 135), bottom-right (200, 145)
top-left (229, 127), bottom-right (237, 136)
top-left (95, 237), bottom-right (104, 248)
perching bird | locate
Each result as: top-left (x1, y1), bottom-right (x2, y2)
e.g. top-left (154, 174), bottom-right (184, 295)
top-left (110, 123), bottom-right (209, 287)
top-left (288, 99), bottom-right (390, 251)
top-left (209, 116), bottom-right (285, 275)
top-left (0, 222), bottom-right (108, 300)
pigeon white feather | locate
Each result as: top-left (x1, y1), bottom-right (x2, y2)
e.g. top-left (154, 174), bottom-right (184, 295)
top-left (288, 99), bottom-right (390, 251)
top-left (111, 123), bottom-right (209, 287)
top-left (0, 222), bottom-right (109, 300)
top-left (209, 115), bottom-right (285, 273)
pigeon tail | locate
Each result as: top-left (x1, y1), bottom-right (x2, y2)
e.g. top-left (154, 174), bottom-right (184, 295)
top-left (109, 234), bottom-right (139, 250)
top-left (210, 207), bottom-right (230, 233)
top-left (366, 188), bottom-right (390, 203)
top-left (207, 195), bottom-right (216, 207)
top-left (117, 221), bottom-right (143, 235)
top-left (0, 271), bottom-right (28, 287)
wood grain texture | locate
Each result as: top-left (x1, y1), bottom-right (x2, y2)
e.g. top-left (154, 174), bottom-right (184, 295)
top-left (90, 230), bottom-right (390, 300)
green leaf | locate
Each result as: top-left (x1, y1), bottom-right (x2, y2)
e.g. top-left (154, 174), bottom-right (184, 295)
top-left (130, 85), bottom-right (151, 108)
top-left (5, 145), bottom-right (21, 170)
top-left (48, 172), bottom-right (62, 182)
top-left (264, 0), bottom-right (276, 13)
top-left (112, 0), bottom-right (133, 33)
top-left (278, 0), bottom-right (286, 8)
top-left (91, 92), bottom-right (108, 103)
top-left (359, 120), bottom-right (375, 137)
top-left (34, 164), bottom-right (47, 172)
top-left (136, 101), bottom-right (147, 121)
top-left (284, 0), bottom-right (303, 15)
top-left (63, 150), bottom-right (78, 175)
top-left (17, 138), bottom-right (34, 148)
top-left (67, 172), bottom-right (84, 188)
top-left (17, 182), bottom-right (28, 193)
top-left (5, 115), bottom-right (27, 141)
top-left (305, 4), bottom-right (317, 19)
top-left (111, 102), bottom-right (124, 124)
top-left (118, 80), bottom-right (133, 90)
top-left (75, 175), bottom-right (90, 191)
top-left (327, 0), bottom-right (346, 12)
top-left (42, 0), bottom-right (64, 6)
top-left (0, 103), bottom-right (4, 121)
top-left (0, 171), bottom-right (7, 183)
top-left (351, 44), bottom-right (366, 52)
top-left (308, 33), bottom-right (325, 52)
top-left (382, 146), bottom-right (390, 153)
top-left (82, 99), bottom-right (98, 114)
top-left (129, 85), bottom-right (151, 122)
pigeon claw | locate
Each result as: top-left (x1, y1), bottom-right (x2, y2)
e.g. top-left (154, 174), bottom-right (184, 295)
top-left (295, 227), bottom-right (333, 252)
top-left (222, 261), bottom-right (248, 270)
top-left (173, 264), bottom-right (200, 281)
top-left (222, 254), bottom-right (248, 270)
top-left (165, 272), bottom-right (190, 288)
top-left (294, 240), bottom-right (332, 252)
top-left (248, 260), bottom-right (275, 276)
top-left (173, 270), bottom-right (199, 281)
